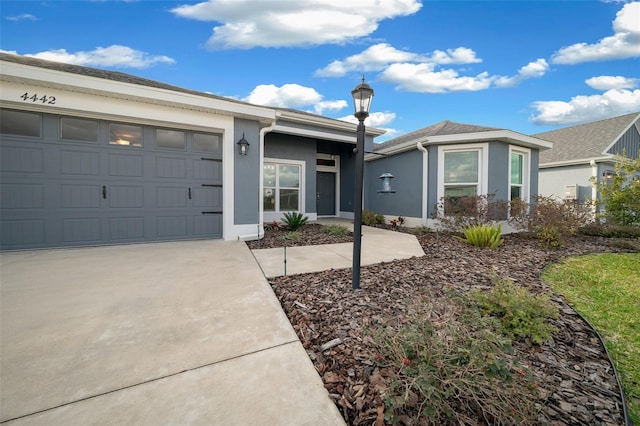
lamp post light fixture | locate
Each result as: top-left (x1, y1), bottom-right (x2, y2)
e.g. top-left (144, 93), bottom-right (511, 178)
top-left (237, 133), bottom-right (250, 156)
top-left (351, 76), bottom-right (374, 290)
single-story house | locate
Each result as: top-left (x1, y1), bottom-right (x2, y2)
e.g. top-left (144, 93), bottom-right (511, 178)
top-left (364, 120), bottom-right (553, 227)
top-left (0, 53), bottom-right (385, 250)
top-left (1, 52), bottom-right (552, 250)
top-left (535, 112), bottom-right (640, 203)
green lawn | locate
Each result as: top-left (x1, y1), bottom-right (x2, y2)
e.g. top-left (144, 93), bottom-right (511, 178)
top-left (543, 253), bottom-right (640, 424)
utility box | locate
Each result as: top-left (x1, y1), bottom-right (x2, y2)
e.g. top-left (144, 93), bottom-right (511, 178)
top-left (564, 184), bottom-right (578, 200)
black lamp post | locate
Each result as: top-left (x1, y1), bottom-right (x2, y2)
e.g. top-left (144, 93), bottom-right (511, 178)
top-left (351, 76), bottom-right (374, 290)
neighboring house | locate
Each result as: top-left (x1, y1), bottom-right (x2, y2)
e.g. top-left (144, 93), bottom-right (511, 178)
top-left (0, 53), bottom-right (383, 250)
top-left (364, 120), bottom-right (553, 227)
top-left (536, 112), bottom-right (640, 203)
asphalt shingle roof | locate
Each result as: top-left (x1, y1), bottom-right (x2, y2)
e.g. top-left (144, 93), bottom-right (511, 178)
top-left (535, 112), bottom-right (640, 164)
top-left (374, 120), bottom-right (501, 151)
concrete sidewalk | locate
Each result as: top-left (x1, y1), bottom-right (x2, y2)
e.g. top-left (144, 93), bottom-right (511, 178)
top-left (252, 224), bottom-right (426, 278)
top-left (1, 240), bottom-right (344, 425)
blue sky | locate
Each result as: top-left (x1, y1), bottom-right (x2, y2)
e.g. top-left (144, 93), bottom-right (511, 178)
top-left (1, 0), bottom-right (639, 142)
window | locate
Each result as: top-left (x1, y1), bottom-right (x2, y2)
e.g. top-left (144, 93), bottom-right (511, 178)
top-left (193, 133), bottom-right (221, 154)
top-left (509, 147), bottom-right (530, 202)
top-left (438, 144), bottom-right (488, 215)
top-left (109, 123), bottom-right (142, 147)
top-left (264, 161), bottom-right (302, 212)
top-left (61, 117), bottom-right (98, 142)
top-left (156, 129), bottom-right (185, 150)
top-left (0, 109), bottom-right (41, 137)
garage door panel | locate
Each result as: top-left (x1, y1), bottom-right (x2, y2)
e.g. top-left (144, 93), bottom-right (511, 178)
top-left (157, 216), bottom-right (187, 238)
top-left (1, 145), bottom-right (44, 173)
top-left (0, 219), bottom-right (45, 247)
top-left (109, 186), bottom-right (144, 208)
top-left (193, 186), bottom-right (222, 209)
top-left (108, 153), bottom-right (143, 177)
top-left (156, 186), bottom-right (187, 208)
top-left (193, 159), bottom-right (222, 183)
top-left (109, 217), bottom-right (145, 241)
top-left (1, 183), bottom-right (45, 209)
top-left (62, 218), bottom-right (101, 243)
top-left (62, 184), bottom-right (102, 208)
top-left (156, 157), bottom-right (186, 178)
top-left (60, 150), bottom-right (100, 175)
top-left (194, 214), bottom-right (221, 237)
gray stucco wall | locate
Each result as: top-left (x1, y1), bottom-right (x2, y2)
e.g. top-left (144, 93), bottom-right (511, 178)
top-left (264, 133), bottom-right (317, 214)
top-left (488, 142), bottom-right (509, 203)
top-left (234, 119), bottom-right (260, 224)
top-left (365, 149), bottom-right (422, 218)
top-left (530, 150), bottom-right (540, 200)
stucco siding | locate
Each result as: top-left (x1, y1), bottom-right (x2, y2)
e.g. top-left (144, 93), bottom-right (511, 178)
top-left (365, 149), bottom-right (422, 218)
top-left (539, 164), bottom-right (593, 201)
top-left (488, 142), bottom-right (509, 202)
top-left (234, 119), bottom-right (261, 224)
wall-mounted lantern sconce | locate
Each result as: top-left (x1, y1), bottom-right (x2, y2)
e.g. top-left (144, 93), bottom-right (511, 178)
top-left (237, 133), bottom-right (250, 156)
top-left (602, 170), bottom-right (615, 180)
top-left (377, 172), bottom-right (396, 194)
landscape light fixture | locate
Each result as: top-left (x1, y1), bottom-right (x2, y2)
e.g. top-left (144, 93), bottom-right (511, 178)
top-left (237, 133), bottom-right (250, 156)
top-left (350, 76), bottom-right (374, 290)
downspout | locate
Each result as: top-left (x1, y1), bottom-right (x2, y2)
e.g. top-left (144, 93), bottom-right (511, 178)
top-left (416, 140), bottom-right (429, 225)
top-left (258, 113), bottom-right (279, 234)
top-left (590, 159), bottom-right (598, 220)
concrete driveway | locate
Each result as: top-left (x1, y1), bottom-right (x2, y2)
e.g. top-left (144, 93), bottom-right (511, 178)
top-left (0, 240), bottom-right (343, 425)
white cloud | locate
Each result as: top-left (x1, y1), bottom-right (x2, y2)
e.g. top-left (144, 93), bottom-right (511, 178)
top-left (530, 88), bottom-right (640, 125)
top-left (315, 44), bottom-right (481, 77)
top-left (551, 1), bottom-right (640, 64)
top-left (337, 111), bottom-right (396, 127)
top-left (171, 0), bottom-right (422, 49)
top-left (18, 45), bottom-right (175, 68)
top-left (586, 75), bottom-right (639, 90)
top-left (242, 83), bottom-right (348, 116)
top-left (5, 14), bottom-right (37, 21)
top-left (494, 59), bottom-right (549, 88)
top-left (380, 62), bottom-right (493, 93)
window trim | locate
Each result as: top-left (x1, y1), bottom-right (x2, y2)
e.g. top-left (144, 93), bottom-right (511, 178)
top-left (508, 146), bottom-right (531, 203)
top-left (437, 143), bottom-right (489, 214)
top-left (263, 158), bottom-right (305, 213)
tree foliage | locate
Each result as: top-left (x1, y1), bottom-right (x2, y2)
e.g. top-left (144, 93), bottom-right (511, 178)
top-left (592, 152), bottom-right (640, 226)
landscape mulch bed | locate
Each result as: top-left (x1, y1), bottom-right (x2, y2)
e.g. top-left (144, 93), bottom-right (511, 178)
top-left (252, 226), bottom-right (637, 425)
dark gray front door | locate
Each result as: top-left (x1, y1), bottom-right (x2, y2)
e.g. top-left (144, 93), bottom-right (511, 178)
top-left (316, 171), bottom-right (335, 216)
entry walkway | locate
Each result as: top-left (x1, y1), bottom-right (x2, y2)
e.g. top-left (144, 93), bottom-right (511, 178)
top-left (252, 222), bottom-right (426, 278)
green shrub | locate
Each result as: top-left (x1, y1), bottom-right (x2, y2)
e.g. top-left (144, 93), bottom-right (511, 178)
top-left (320, 224), bottom-right (350, 237)
top-left (536, 225), bottom-right (563, 250)
top-left (283, 231), bottom-right (302, 241)
top-left (469, 279), bottom-right (559, 345)
top-left (362, 210), bottom-right (385, 226)
top-left (281, 212), bottom-right (308, 231)
top-left (509, 195), bottom-right (594, 235)
top-left (454, 224), bottom-right (503, 249)
top-left (590, 151), bottom-right (640, 226)
top-left (374, 293), bottom-right (538, 424)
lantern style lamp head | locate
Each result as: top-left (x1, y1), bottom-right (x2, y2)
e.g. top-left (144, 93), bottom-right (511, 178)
top-left (378, 172), bottom-right (396, 194)
top-left (351, 76), bottom-right (374, 121)
top-left (237, 133), bottom-right (249, 156)
top-left (602, 170), bottom-right (615, 180)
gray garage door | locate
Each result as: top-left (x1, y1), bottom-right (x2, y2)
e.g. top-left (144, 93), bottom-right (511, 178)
top-left (0, 109), bottom-right (223, 250)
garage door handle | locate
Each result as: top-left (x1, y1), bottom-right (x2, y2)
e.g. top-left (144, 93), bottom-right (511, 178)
top-left (102, 185), bottom-right (107, 199)
top-left (188, 188), bottom-right (192, 200)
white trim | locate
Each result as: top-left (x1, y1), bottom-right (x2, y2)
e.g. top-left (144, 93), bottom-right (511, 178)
top-left (437, 143), bottom-right (489, 213)
top-left (263, 157), bottom-right (306, 216)
top-left (509, 145), bottom-right (531, 203)
top-left (274, 124), bottom-right (356, 144)
top-left (539, 156), bottom-right (612, 168)
top-left (416, 141), bottom-right (429, 225)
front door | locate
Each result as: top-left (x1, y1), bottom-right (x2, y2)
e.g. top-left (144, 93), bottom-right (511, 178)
top-left (316, 171), bottom-right (336, 216)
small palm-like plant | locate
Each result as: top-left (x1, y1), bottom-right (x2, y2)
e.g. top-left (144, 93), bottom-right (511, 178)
top-left (281, 211), bottom-right (309, 231)
top-left (455, 224), bottom-right (503, 249)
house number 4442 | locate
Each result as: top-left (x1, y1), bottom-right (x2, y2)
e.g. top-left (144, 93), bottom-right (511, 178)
top-left (19, 92), bottom-right (56, 104)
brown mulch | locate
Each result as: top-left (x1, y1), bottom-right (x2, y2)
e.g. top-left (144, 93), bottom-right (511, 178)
top-left (245, 223), bottom-right (352, 249)
top-left (255, 226), bottom-right (636, 425)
